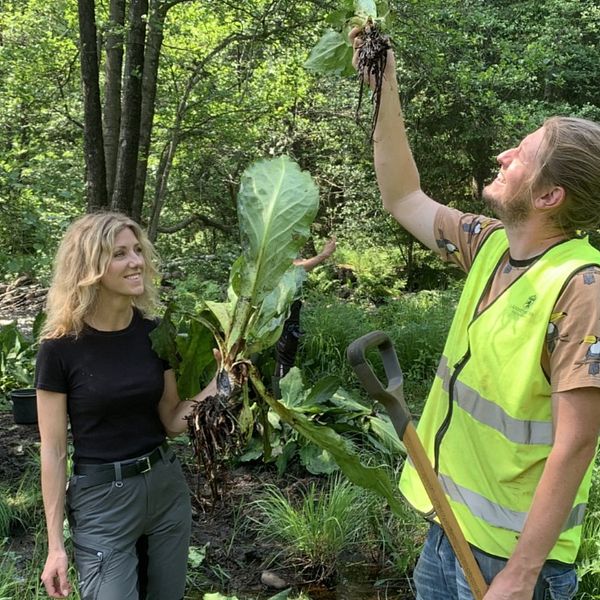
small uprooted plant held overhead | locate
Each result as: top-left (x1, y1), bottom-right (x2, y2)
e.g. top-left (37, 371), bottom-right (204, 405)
top-left (304, 0), bottom-right (391, 141)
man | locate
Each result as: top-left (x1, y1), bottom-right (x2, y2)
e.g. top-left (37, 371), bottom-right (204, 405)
top-left (351, 29), bottom-right (600, 600)
top-left (272, 237), bottom-right (336, 397)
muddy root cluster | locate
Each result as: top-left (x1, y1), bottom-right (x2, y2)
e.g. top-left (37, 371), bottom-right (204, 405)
top-left (356, 21), bottom-right (391, 142)
top-left (186, 365), bottom-right (247, 504)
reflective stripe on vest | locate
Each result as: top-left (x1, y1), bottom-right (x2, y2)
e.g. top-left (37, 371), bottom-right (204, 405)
top-left (400, 228), bottom-right (600, 562)
top-left (439, 473), bottom-right (587, 533)
top-left (436, 357), bottom-right (554, 445)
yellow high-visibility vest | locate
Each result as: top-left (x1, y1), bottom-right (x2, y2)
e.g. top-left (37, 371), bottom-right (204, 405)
top-left (400, 228), bottom-right (600, 562)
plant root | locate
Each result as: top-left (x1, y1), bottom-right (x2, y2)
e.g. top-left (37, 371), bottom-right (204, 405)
top-left (356, 20), bottom-right (391, 143)
top-left (187, 362), bottom-right (249, 504)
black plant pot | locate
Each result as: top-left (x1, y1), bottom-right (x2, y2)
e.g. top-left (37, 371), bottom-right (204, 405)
top-left (10, 388), bottom-right (38, 425)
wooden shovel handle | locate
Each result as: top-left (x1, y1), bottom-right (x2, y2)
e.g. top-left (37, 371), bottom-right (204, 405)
top-left (404, 423), bottom-right (488, 599)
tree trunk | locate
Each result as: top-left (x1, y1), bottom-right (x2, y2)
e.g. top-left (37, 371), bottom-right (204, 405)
top-left (111, 0), bottom-right (148, 216)
top-left (147, 135), bottom-right (179, 242)
top-left (102, 0), bottom-right (126, 199)
top-left (77, 0), bottom-right (108, 212)
top-left (131, 0), bottom-right (166, 224)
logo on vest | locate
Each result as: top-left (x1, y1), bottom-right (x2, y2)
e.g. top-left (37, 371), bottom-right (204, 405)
top-left (510, 294), bottom-right (537, 318)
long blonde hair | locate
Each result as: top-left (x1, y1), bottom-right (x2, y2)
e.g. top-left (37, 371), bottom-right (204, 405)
top-left (41, 212), bottom-right (160, 339)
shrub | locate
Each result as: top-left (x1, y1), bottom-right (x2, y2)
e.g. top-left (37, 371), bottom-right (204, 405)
top-left (577, 459), bottom-right (600, 598)
top-left (298, 288), bottom-right (458, 414)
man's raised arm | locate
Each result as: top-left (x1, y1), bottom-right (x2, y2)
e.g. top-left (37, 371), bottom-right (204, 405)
top-left (351, 28), bottom-right (442, 254)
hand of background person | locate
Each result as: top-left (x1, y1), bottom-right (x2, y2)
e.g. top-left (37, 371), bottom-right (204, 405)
top-left (41, 550), bottom-right (72, 598)
top-left (320, 236), bottom-right (337, 258)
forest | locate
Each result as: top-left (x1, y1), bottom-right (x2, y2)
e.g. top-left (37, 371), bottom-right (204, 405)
top-left (1, 0), bottom-right (600, 599)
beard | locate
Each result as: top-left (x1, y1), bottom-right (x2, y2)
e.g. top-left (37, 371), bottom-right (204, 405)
top-left (482, 185), bottom-right (532, 228)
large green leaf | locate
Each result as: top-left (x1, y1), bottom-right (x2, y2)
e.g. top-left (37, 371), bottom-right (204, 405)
top-left (176, 319), bottom-right (217, 399)
top-left (149, 307), bottom-right (180, 370)
top-left (226, 156), bottom-right (318, 354)
top-left (245, 266), bottom-right (301, 355)
top-left (150, 310), bottom-right (217, 400)
top-left (237, 156), bottom-right (318, 305)
top-left (304, 30), bottom-right (354, 77)
top-left (251, 369), bottom-right (405, 518)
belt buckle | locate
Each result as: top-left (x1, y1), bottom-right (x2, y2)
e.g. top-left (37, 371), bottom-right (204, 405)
top-left (137, 456), bottom-right (152, 474)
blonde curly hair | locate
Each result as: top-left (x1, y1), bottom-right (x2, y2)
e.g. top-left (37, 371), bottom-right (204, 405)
top-left (41, 212), bottom-right (160, 339)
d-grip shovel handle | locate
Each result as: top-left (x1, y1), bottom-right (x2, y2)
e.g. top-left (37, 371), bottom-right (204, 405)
top-left (347, 331), bottom-right (488, 600)
top-left (346, 330), bottom-right (411, 439)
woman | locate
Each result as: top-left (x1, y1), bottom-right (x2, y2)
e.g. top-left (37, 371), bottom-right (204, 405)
top-left (35, 212), bottom-right (216, 599)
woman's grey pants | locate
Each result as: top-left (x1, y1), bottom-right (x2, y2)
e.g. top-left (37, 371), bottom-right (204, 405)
top-left (66, 448), bottom-right (191, 600)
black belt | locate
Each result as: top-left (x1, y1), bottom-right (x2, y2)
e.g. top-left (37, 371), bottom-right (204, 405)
top-left (73, 442), bottom-right (172, 488)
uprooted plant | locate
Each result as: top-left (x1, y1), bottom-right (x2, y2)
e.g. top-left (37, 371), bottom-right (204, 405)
top-left (152, 155), bottom-right (318, 500)
top-left (152, 155), bottom-right (407, 516)
top-left (304, 0), bottom-right (391, 141)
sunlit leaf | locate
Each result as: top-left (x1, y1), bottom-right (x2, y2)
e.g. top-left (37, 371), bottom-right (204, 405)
top-left (354, 0), bottom-right (377, 19)
top-left (237, 156), bottom-right (318, 305)
top-left (304, 30), bottom-right (354, 77)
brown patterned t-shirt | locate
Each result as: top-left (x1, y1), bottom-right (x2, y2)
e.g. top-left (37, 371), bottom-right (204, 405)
top-left (434, 205), bottom-right (600, 393)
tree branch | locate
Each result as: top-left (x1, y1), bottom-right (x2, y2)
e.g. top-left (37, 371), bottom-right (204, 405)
top-left (157, 213), bottom-right (234, 234)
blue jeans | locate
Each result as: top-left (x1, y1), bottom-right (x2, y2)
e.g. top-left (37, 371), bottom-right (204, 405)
top-left (414, 524), bottom-right (578, 600)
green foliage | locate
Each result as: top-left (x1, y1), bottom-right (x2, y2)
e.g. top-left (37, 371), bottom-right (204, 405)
top-left (152, 155), bottom-right (319, 399)
top-left (299, 289), bottom-right (458, 413)
top-left (0, 465), bottom-right (42, 538)
top-left (0, 534), bottom-right (61, 599)
top-left (304, 0), bottom-right (385, 77)
top-left (0, 1), bottom-right (84, 279)
top-left (2, 0), bottom-right (600, 286)
top-left (227, 156), bottom-right (318, 355)
top-left (390, 0), bottom-right (600, 210)
top-left (169, 156), bottom-right (320, 366)
top-left (0, 317), bottom-right (44, 397)
top-left (332, 245), bottom-right (406, 302)
top-left (0, 496), bottom-right (11, 539)
top-left (243, 367), bottom-right (406, 477)
top-left (250, 369), bottom-right (406, 517)
top-left (577, 459), bottom-right (600, 598)
top-left (250, 475), bottom-right (377, 580)
top-left (304, 30), bottom-right (354, 77)
top-left (372, 499), bottom-right (426, 577)
top-left (0, 546), bottom-right (20, 599)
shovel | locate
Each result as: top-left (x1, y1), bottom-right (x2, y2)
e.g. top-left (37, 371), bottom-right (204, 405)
top-left (347, 330), bottom-right (488, 600)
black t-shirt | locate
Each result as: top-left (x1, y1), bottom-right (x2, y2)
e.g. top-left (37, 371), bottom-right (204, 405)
top-left (35, 309), bottom-right (170, 464)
